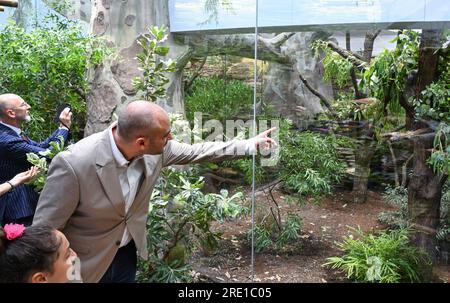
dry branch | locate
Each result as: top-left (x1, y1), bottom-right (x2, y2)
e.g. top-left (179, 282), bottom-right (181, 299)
top-left (298, 72), bottom-right (337, 117)
top-left (382, 128), bottom-right (433, 142)
top-left (0, 0), bottom-right (18, 8)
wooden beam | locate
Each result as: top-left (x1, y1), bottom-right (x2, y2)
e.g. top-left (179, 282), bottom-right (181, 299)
top-left (0, 0), bottom-right (18, 8)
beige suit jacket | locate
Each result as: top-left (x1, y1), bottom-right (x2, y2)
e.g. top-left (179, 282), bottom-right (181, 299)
top-left (33, 123), bottom-right (250, 282)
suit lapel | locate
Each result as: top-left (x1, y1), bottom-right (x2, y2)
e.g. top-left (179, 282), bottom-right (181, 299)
top-left (95, 127), bottom-right (126, 216)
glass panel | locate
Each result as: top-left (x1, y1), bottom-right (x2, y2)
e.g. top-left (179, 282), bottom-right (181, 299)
top-left (170, 0), bottom-right (450, 33)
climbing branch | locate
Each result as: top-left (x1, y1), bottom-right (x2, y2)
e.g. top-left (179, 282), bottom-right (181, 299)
top-left (185, 56), bottom-right (207, 92)
top-left (270, 32), bottom-right (296, 48)
top-left (382, 128), bottom-right (434, 142)
top-left (298, 72), bottom-right (337, 117)
top-left (174, 33), bottom-right (293, 65)
top-left (326, 41), bottom-right (368, 71)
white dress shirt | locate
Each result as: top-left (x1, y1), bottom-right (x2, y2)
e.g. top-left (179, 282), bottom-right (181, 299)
top-left (108, 128), bottom-right (144, 247)
top-left (108, 128), bottom-right (258, 247)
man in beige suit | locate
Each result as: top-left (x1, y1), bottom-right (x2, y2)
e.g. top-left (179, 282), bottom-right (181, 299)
top-left (33, 101), bottom-right (276, 283)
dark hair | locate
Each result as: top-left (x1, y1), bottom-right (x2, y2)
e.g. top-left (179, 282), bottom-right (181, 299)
top-left (0, 225), bottom-right (60, 282)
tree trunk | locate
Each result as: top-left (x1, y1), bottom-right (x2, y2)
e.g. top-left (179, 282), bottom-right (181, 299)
top-left (346, 31), bottom-right (363, 99)
top-left (362, 30), bottom-right (381, 63)
top-left (408, 134), bottom-right (445, 260)
top-left (408, 29), bottom-right (443, 259)
top-left (84, 0), bottom-right (190, 136)
top-left (352, 136), bottom-right (376, 203)
top-left (350, 30), bottom-right (381, 203)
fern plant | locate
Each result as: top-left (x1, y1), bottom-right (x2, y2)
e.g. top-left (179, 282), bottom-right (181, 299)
top-left (324, 228), bottom-right (431, 283)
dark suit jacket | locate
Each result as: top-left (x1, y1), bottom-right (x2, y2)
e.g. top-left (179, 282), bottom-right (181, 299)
top-left (0, 123), bottom-right (69, 225)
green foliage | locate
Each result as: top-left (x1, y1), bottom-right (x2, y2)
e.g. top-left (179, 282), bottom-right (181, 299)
top-left (378, 185), bottom-right (408, 229)
top-left (220, 158), bottom-right (268, 185)
top-left (184, 77), bottom-right (253, 123)
top-left (414, 45), bottom-right (450, 123)
top-left (0, 18), bottom-right (110, 141)
top-left (362, 31), bottom-right (420, 114)
top-left (379, 183), bottom-right (450, 242)
top-left (427, 123), bottom-right (450, 175)
top-left (438, 182), bottom-right (450, 242)
top-left (279, 131), bottom-right (346, 196)
top-left (311, 40), bottom-right (354, 88)
top-left (276, 213), bottom-right (302, 248)
top-left (138, 258), bottom-right (192, 283)
top-left (250, 212), bottom-right (303, 252)
top-left (220, 119), bottom-right (291, 185)
top-left (133, 25), bottom-right (177, 101)
top-left (324, 228), bottom-right (431, 283)
top-left (382, 185), bottom-right (408, 210)
top-left (253, 224), bottom-right (272, 252)
top-left (137, 168), bottom-right (247, 283)
top-left (26, 136), bottom-right (67, 193)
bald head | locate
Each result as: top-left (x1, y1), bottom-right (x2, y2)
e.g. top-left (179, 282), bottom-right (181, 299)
top-left (0, 94), bottom-right (23, 118)
top-left (117, 101), bottom-right (169, 142)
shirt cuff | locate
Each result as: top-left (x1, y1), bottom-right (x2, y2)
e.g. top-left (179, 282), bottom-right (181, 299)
top-left (245, 138), bottom-right (257, 155)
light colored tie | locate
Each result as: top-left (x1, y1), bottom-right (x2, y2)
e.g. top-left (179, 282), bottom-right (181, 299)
top-left (20, 131), bottom-right (29, 142)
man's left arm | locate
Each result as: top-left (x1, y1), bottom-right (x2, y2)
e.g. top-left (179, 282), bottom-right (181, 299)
top-left (162, 127), bottom-right (277, 167)
top-left (34, 107), bottom-right (72, 148)
top-left (33, 128), bottom-right (69, 148)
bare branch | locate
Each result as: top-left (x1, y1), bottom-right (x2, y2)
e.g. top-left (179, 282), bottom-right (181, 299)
top-left (346, 31), bottom-right (364, 98)
top-left (382, 128), bottom-right (433, 142)
top-left (0, 0), bottom-right (18, 8)
top-left (174, 33), bottom-right (292, 65)
top-left (298, 72), bottom-right (337, 117)
top-left (185, 56), bottom-right (207, 92)
top-left (387, 141), bottom-right (400, 187)
top-left (270, 32), bottom-right (295, 47)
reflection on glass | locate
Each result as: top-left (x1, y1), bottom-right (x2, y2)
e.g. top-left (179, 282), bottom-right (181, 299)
top-left (170, 0), bottom-right (450, 33)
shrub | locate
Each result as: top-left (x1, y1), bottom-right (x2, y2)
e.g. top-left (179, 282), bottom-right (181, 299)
top-left (379, 183), bottom-right (450, 242)
top-left (250, 212), bottom-right (303, 252)
top-left (0, 18), bottom-right (109, 141)
top-left (185, 77), bottom-right (253, 123)
top-left (279, 131), bottom-right (346, 196)
top-left (324, 228), bottom-right (431, 283)
top-left (136, 168), bottom-right (247, 283)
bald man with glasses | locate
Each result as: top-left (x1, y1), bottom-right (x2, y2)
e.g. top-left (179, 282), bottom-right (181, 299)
top-left (0, 93), bottom-right (72, 226)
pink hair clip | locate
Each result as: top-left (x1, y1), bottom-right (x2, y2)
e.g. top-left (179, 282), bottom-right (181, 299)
top-left (4, 223), bottom-right (26, 240)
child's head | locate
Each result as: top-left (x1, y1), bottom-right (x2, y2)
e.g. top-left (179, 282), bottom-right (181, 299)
top-left (0, 224), bottom-right (77, 283)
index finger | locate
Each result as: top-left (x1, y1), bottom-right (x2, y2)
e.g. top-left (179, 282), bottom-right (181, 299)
top-left (262, 127), bottom-right (277, 136)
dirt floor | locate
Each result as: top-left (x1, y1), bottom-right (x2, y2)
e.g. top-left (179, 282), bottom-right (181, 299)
top-left (190, 187), bottom-right (450, 283)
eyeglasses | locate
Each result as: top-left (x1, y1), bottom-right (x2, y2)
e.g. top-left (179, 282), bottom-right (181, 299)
top-left (9, 101), bottom-right (30, 110)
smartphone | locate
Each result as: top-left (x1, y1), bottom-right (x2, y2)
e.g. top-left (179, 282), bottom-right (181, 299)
top-left (54, 103), bottom-right (72, 123)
